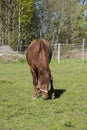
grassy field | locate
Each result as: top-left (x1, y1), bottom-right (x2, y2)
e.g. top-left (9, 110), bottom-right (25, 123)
top-left (0, 59), bottom-right (87, 130)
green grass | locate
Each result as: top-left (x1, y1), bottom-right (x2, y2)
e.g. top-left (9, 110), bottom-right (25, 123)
top-left (0, 59), bottom-right (87, 130)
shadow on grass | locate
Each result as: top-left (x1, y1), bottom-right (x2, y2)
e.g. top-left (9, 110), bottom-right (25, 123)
top-left (48, 89), bottom-right (66, 99)
top-left (54, 89), bottom-right (66, 99)
top-left (38, 89), bottom-right (66, 100)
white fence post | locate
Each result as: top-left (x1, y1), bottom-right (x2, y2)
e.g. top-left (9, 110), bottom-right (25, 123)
top-left (82, 39), bottom-right (85, 62)
top-left (58, 43), bottom-right (60, 64)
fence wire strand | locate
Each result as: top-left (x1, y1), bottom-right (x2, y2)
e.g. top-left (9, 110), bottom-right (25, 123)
top-left (52, 40), bottom-right (87, 63)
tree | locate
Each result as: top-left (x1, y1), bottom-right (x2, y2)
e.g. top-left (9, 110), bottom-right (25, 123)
top-left (0, 0), bottom-right (34, 50)
top-left (34, 0), bottom-right (87, 44)
top-left (20, 0), bottom-right (34, 46)
top-left (32, 0), bottom-right (51, 39)
top-left (0, 0), bottom-right (87, 50)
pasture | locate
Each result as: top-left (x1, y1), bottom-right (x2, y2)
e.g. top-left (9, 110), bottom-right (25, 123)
top-left (0, 59), bottom-right (87, 130)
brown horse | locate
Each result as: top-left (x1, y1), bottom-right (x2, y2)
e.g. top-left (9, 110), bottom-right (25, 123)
top-left (26, 39), bottom-right (55, 99)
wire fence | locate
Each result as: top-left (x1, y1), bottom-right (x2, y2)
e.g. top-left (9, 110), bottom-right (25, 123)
top-left (17, 39), bottom-right (87, 63)
top-left (52, 39), bottom-right (87, 63)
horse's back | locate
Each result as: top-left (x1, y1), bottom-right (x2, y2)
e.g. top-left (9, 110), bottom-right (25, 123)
top-left (26, 39), bottom-right (52, 66)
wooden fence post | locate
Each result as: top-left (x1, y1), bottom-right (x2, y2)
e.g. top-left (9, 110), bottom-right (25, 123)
top-left (82, 39), bottom-right (85, 62)
top-left (58, 43), bottom-right (60, 64)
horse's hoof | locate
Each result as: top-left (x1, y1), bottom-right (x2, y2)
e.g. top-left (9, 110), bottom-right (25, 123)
top-left (51, 93), bottom-right (55, 99)
top-left (32, 95), bottom-right (37, 99)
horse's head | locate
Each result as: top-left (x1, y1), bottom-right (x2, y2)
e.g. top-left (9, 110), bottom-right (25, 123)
top-left (38, 70), bottom-right (51, 99)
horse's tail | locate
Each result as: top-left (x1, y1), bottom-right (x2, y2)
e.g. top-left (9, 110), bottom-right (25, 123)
top-left (39, 39), bottom-right (52, 62)
top-left (39, 39), bottom-right (49, 54)
top-left (39, 39), bottom-right (45, 50)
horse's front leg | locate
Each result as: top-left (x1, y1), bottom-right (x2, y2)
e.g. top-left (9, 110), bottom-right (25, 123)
top-left (30, 68), bottom-right (38, 99)
top-left (50, 75), bottom-right (55, 99)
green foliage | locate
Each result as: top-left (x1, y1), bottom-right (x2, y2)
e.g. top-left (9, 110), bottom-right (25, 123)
top-left (34, 0), bottom-right (87, 44)
top-left (0, 0), bottom-right (87, 50)
top-left (0, 59), bottom-right (87, 130)
top-left (20, 0), bottom-right (34, 24)
top-left (73, 3), bottom-right (87, 41)
top-left (20, 0), bottom-right (34, 44)
top-left (0, 0), bottom-right (34, 50)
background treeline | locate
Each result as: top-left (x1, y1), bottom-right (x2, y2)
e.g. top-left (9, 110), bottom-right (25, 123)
top-left (0, 0), bottom-right (87, 50)
top-left (0, 0), bottom-right (34, 50)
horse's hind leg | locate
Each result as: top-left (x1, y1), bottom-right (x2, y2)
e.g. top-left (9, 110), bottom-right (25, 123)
top-left (30, 68), bottom-right (40, 99)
